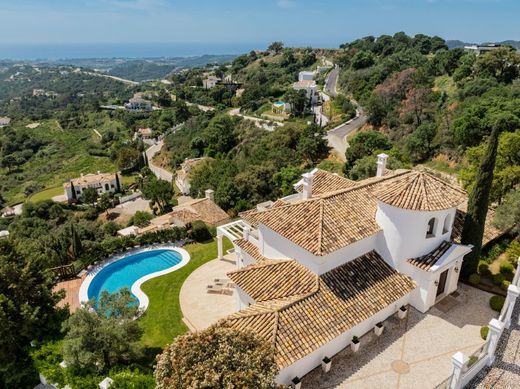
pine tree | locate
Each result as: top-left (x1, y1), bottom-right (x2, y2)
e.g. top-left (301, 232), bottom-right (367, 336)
top-left (460, 114), bottom-right (512, 278)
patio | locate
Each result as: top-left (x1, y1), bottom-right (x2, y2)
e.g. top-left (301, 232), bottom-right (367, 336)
top-left (302, 284), bottom-right (496, 389)
top-left (179, 253), bottom-right (238, 331)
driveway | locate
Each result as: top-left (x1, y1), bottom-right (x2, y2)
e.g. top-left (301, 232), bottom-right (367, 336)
top-left (326, 108), bottom-right (367, 161)
top-left (145, 140), bottom-right (174, 182)
top-left (302, 284), bottom-right (496, 389)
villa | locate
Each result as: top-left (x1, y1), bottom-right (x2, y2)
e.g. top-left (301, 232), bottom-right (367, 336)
top-left (203, 75), bottom-right (221, 89)
top-left (124, 94), bottom-right (153, 112)
top-left (63, 172), bottom-right (120, 203)
top-left (118, 189), bottom-right (229, 236)
top-left (175, 157), bottom-right (206, 195)
top-left (216, 154), bottom-right (502, 385)
top-left (0, 116), bottom-right (11, 127)
top-left (293, 79), bottom-right (319, 105)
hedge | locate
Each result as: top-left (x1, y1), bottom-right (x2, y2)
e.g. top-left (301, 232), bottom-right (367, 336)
top-left (489, 295), bottom-right (506, 312)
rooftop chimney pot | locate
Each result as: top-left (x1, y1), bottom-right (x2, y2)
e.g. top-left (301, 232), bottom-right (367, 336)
top-left (205, 189), bottom-right (215, 201)
top-left (376, 153), bottom-right (389, 177)
top-left (302, 172), bottom-right (313, 199)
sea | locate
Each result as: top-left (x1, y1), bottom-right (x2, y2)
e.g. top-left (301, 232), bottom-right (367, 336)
top-left (0, 42), bottom-right (266, 60)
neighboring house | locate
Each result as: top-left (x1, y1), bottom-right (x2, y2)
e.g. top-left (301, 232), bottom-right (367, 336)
top-left (1, 206), bottom-right (15, 217)
top-left (0, 117), bottom-right (11, 127)
top-left (298, 70), bottom-right (315, 82)
top-left (216, 155), bottom-right (503, 385)
top-left (464, 43), bottom-right (503, 55)
top-left (118, 190), bottom-right (229, 236)
top-left (0, 230), bottom-right (9, 238)
top-left (124, 94), bottom-right (153, 111)
top-left (175, 158), bottom-right (205, 195)
top-left (203, 76), bottom-right (221, 89)
top-left (293, 79), bottom-right (319, 105)
top-left (63, 172), bottom-right (120, 203)
top-left (137, 127), bottom-right (153, 139)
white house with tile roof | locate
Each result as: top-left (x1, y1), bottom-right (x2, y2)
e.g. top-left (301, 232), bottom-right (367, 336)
top-left (63, 172), bottom-right (120, 203)
top-left (216, 156), bottom-right (504, 385)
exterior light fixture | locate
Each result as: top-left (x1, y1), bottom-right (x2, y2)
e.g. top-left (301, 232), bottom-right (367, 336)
top-left (454, 267), bottom-right (459, 273)
top-left (434, 280), bottom-right (439, 286)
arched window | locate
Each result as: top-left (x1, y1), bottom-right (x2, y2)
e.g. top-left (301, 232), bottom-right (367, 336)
top-left (443, 214), bottom-right (452, 234)
top-left (426, 217), bottom-right (437, 238)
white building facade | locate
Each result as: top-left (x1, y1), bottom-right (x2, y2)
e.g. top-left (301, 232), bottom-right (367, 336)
top-left (63, 172), bottom-right (120, 202)
top-left (217, 159), bottom-right (474, 385)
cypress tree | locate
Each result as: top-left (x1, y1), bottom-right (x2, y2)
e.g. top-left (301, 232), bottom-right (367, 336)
top-left (144, 152), bottom-right (149, 167)
top-left (115, 172), bottom-right (121, 192)
top-left (70, 181), bottom-right (77, 202)
top-left (460, 115), bottom-right (511, 278)
top-left (70, 223), bottom-right (82, 259)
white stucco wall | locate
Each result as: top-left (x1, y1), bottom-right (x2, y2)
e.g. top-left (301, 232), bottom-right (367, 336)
top-left (259, 224), bottom-right (378, 275)
top-left (375, 201), bottom-right (456, 271)
top-left (275, 293), bottom-right (412, 385)
top-left (235, 286), bottom-right (255, 311)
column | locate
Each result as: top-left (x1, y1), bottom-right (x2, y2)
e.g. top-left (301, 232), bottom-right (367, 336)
top-left (217, 235), bottom-right (223, 260)
top-left (449, 352), bottom-right (469, 389)
top-left (505, 285), bottom-right (520, 329)
top-left (486, 318), bottom-right (505, 365)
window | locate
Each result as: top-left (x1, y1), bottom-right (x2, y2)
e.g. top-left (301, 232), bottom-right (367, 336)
top-left (443, 214), bottom-right (452, 234)
top-left (426, 218), bottom-right (437, 238)
top-left (105, 183), bottom-right (109, 190)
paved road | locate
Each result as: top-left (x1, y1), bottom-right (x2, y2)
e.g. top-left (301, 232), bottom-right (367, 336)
top-left (228, 108), bottom-right (282, 131)
top-left (326, 105), bottom-right (367, 161)
top-left (145, 141), bottom-right (173, 182)
top-left (324, 66), bottom-right (340, 97)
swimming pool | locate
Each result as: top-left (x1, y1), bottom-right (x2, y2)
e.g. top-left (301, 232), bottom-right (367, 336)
top-left (79, 247), bottom-right (190, 311)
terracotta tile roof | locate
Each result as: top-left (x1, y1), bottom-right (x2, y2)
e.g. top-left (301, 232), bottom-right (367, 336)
top-left (407, 241), bottom-right (453, 271)
top-left (371, 171), bottom-right (467, 211)
top-left (223, 251), bottom-right (416, 368)
top-left (228, 259), bottom-right (319, 302)
top-left (240, 172), bottom-right (411, 255)
top-left (170, 197), bottom-right (229, 226)
top-left (451, 206), bottom-right (504, 246)
top-left (294, 169), bottom-right (357, 196)
top-left (64, 172), bottom-right (116, 188)
top-left (234, 238), bottom-right (269, 262)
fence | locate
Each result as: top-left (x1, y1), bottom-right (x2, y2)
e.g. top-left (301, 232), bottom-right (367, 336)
top-left (446, 257), bottom-right (520, 389)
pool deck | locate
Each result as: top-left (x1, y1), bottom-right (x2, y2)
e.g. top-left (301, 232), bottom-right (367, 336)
top-left (53, 274), bottom-right (86, 313)
top-left (180, 254), bottom-right (238, 331)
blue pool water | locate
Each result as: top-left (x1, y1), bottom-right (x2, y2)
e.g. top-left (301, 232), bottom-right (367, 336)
top-left (88, 249), bottom-right (182, 303)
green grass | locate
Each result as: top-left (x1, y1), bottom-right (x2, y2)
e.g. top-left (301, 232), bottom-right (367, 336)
top-left (434, 75), bottom-right (457, 98)
top-left (2, 120), bottom-right (118, 204)
top-left (28, 186), bottom-right (65, 203)
top-left (138, 237), bottom-right (233, 348)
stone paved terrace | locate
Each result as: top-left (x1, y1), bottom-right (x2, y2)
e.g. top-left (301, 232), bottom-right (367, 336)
top-left (467, 296), bottom-right (520, 388)
top-left (302, 284), bottom-right (496, 389)
top-left (179, 255), bottom-right (237, 331)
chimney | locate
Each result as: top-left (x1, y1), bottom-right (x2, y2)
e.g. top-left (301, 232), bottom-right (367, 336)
top-left (205, 189), bottom-right (215, 201)
top-left (243, 227), bottom-right (250, 241)
top-left (302, 172), bottom-right (313, 199)
top-left (376, 153), bottom-right (389, 177)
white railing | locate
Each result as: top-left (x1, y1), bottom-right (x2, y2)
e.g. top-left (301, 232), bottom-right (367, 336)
top-left (448, 257), bottom-right (520, 389)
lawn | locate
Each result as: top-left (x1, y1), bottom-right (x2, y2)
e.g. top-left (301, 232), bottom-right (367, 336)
top-left (28, 186), bottom-right (64, 203)
top-left (138, 237), bottom-right (233, 348)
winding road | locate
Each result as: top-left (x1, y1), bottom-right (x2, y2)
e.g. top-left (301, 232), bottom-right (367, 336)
top-left (323, 66), bottom-right (368, 161)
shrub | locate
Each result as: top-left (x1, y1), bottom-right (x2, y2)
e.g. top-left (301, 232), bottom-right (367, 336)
top-left (480, 326), bottom-right (489, 340)
top-left (478, 262), bottom-right (491, 276)
top-left (499, 262), bottom-right (515, 280)
top-left (468, 273), bottom-right (481, 286)
top-left (128, 211), bottom-right (153, 227)
top-left (187, 220), bottom-right (212, 242)
top-left (492, 273), bottom-right (505, 286)
top-left (501, 280), bottom-right (511, 291)
top-left (489, 295), bottom-right (506, 312)
top-left (505, 240), bottom-right (520, 265)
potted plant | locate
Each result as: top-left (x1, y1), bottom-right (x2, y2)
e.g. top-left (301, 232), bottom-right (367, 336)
top-left (374, 322), bottom-right (384, 336)
top-left (398, 305), bottom-right (408, 319)
top-left (321, 356), bottom-right (332, 373)
top-left (351, 336), bottom-right (360, 352)
top-left (291, 376), bottom-right (301, 389)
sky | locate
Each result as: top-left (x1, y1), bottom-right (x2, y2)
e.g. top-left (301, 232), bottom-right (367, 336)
top-left (0, 0), bottom-right (518, 49)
